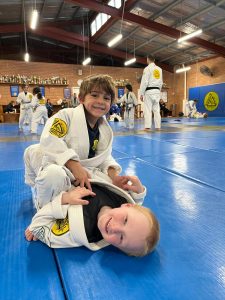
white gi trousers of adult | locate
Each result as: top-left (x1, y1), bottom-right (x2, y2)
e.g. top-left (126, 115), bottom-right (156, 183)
top-left (143, 90), bottom-right (161, 129)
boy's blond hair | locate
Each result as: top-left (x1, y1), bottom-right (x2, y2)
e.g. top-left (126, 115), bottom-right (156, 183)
top-left (122, 205), bottom-right (160, 257)
top-left (79, 74), bottom-right (115, 103)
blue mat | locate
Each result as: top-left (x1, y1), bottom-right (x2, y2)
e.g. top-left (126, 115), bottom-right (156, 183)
top-left (54, 158), bottom-right (225, 300)
top-left (1, 120), bottom-right (225, 300)
top-left (0, 170), bottom-right (65, 300)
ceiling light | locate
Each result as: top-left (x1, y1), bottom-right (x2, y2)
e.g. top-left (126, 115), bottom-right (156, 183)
top-left (176, 66), bottom-right (191, 73)
top-left (82, 57), bottom-right (91, 66)
top-left (24, 52), bottom-right (30, 62)
top-left (30, 9), bottom-right (39, 30)
top-left (108, 34), bottom-right (123, 47)
top-left (124, 57), bottom-right (136, 66)
top-left (178, 29), bottom-right (202, 43)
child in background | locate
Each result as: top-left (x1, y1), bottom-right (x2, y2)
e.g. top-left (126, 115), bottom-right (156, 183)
top-left (31, 87), bottom-right (48, 134)
top-left (118, 84), bottom-right (138, 129)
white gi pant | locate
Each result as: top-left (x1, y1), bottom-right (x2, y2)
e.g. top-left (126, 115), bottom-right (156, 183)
top-left (143, 90), bottom-right (161, 129)
top-left (24, 144), bottom-right (77, 209)
top-left (124, 106), bottom-right (135, 129)
top-left (19, 107), bottom-right (33, 130)
top-left (31, 106), bottom-right (48, 134)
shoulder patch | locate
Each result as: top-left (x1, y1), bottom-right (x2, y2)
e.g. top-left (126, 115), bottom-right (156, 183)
top-left (153, 69), bottom-right (160, 79)
top-left (50, 118), bottom-right (68, 138)
top-left (51, 216), bottom-right (69, 236)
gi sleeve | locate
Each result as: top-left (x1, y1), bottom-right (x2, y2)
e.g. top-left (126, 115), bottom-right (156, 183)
top-left (129, 186), bottom-right (147, 205)
top-left (28, 192), bottom-right (74, 248)
top-left (40, 109), bottom-right (80, 166)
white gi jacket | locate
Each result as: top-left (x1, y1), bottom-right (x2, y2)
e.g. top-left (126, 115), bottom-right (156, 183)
top-left (16, 91), bottom-right (33, 109)
top-left (40, 104), bottom-right (121, 174)
top-left (186, 100), bottom-right (197, 117)
top-left (29, 177), bottom-right (147, 250)
top-left (140, 62), bottom-right (163, 96)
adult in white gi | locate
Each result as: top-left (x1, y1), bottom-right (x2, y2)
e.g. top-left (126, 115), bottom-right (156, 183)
top-left (119, 84), bottom-right (138, 129)
top-left (16, 84), bottom-right (33, 131)
top-left (140, 55), bottom-right (163, 130)
top-left (185, 99), bottom-right (198, 117)
top-left (24, 104), bottom-right (121, 209)
top-left (31, 87), bottom-right (48, 134)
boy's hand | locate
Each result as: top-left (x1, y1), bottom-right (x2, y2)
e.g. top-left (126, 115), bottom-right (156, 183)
top-left (113, 175), bottom-right (144, 194)
top-left (66, 160), bottom-right (92, 190)
top-left (25, 227), bottom-right (38, 242)
top-left (61, 187), bottom-right (96, 205)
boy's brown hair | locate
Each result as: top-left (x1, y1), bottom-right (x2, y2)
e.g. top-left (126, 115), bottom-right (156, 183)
top-left (123, 205), bottom-right (160, 257)
top-left (79, 74), bottom-right (115, 103)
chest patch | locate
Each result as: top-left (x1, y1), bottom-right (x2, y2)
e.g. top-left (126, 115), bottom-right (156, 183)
top-left (50, 118), bottom-right (68, 138)
top-left (51, 216), bottom-right (69, 236)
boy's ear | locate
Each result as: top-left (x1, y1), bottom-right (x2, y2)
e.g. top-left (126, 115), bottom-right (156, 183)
top-left (79, 96), bottom-right (84, 104)
top-left (121, 203), bottom-right (135, 207)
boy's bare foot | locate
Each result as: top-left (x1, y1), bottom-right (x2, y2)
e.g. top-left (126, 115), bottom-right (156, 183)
top-left (25, 227), bottom-right (38, 241)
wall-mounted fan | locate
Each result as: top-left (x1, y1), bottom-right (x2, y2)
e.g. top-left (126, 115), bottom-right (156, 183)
top-left (200, 65), bottom-right (213, 77)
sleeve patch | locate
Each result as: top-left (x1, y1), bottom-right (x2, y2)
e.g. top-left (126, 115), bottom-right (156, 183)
top-left (51, 216), bottom-right (69, 236)
top-left (153, 69), bottom-right (160, 79)
top-left (50, 118), bottom-right (68, 138)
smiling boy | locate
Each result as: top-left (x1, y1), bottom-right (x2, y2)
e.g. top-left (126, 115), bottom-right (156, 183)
top-left (25, 176), bottom-right (160, 257)
top-left (24, 75), bottom-right (125, 209)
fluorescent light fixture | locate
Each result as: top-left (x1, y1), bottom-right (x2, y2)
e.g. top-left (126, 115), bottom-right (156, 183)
top-left (82, 57), bottom-right (91, 66)
top-left (108, 33), bottom-right (123, 47)
top-left (124, 57), bottom-right (136, 66)
top-left (30, 9), bottom-right (39, 30)
top-left (178, 29), bottom-right (202, 43)
top-left (24, 52), bottom-right (30, 62)
top-left (176, 66), bottom-right (191, 73)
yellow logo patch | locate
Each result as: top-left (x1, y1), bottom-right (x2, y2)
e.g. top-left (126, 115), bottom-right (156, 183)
top-left (153, 69), bottom-right (160, 79)
top-left (92, 139), bottom-right (99, 151)
top-left (29, 94), bottom-right (33, 100)
top-left (204, 91), bottom-right (219, 111)
top-left (50, 118), bottom-right (68, 138)
top-left (51, 216), bottom-right (69, 236)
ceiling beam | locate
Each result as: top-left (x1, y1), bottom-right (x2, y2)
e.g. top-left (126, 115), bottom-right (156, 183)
top-left (91, 0), bottom-right (139, 42)
top-left (67, 0), bottom-right (225, 57)
top-left (0, 23), bottom-right (173, 72)
top-left (34, 26), bottom-right (173, 72)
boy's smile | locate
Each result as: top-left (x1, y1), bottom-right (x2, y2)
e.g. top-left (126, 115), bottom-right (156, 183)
top-left (97, 204), bottom-right (150, 254)
top-left (79, 89), bottom-right (112, 127)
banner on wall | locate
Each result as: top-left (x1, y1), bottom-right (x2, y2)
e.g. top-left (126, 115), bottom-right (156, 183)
top-left (189, 82), bottom-right (225, 117)
top-left (10, 85), bottom-right (19, 97)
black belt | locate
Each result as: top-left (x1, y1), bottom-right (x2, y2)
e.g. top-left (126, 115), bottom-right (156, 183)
top-left (146, 87), bottom-right (160, 91)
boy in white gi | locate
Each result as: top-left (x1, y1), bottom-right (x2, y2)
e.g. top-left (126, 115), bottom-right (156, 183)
top-left (119, 84), bottom-right (138, 129)
top-left (31, 87), bottom-right (48, 134)
top-left (24, 74), bottom-right (127, 209)
top-left (16, 84), bottom-right (33, 132)
top-left (25, 175), bottom-right (160, 257)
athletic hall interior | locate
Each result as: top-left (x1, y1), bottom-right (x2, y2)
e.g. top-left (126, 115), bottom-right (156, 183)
top-left (0, 1), bottom-right (225, 299)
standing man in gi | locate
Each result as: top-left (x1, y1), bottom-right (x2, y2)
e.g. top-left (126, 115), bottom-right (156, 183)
top-left (140, 55), bottom-right (163, 131)
top-left (16, 84), bottom-right (33, 132)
